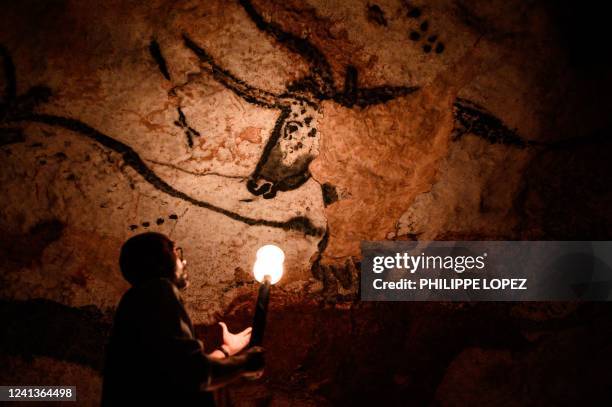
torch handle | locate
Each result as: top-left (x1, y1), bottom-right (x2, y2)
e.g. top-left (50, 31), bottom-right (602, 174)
top-left (249, 277), bottom-right (271, 347)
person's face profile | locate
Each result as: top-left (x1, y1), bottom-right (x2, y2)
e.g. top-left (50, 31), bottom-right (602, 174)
top-left (173, 244), bottom-right (189, 290)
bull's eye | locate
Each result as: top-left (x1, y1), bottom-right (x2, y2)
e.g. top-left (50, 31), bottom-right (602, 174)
top-left (283, 120), bottom-right (303, 139)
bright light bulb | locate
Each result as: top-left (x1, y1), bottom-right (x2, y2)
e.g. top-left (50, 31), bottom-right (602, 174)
top-left (253, 244), bottom-right (285, 284)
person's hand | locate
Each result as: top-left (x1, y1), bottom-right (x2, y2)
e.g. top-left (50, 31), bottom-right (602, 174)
top-left (219, 322), bottom-right (252, 356)
top-left (242, 346), bottom-right (264, 380)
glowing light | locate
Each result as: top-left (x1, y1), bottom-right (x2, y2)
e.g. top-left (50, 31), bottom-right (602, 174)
top-left (253, 244), bottom-right (285, 284)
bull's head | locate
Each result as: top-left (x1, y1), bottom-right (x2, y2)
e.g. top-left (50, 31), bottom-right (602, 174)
top-left (247, 96), bottom-right (320, 199)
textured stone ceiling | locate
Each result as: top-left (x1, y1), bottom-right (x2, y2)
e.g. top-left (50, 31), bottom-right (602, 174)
top-left (1, 0), bottom-right (612, 405)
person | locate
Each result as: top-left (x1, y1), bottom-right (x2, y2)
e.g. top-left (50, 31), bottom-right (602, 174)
top-left (101, 232), bottom-right (264, 406)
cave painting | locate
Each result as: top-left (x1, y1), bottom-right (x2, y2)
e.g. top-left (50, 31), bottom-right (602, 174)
top-left (1, 0), bottom-right (533, 271)
top-left (169, 0), bottom-right (532, 266)
top-left (180, 31), bottom-right (419, 200)
top-left (0, 44), bottom-right (322, 237)
top-left (172, 0), bottom-right (526, 200)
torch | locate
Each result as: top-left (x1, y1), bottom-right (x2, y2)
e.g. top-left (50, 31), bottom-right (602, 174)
top-left (249, 244), bottom-right (284, 347)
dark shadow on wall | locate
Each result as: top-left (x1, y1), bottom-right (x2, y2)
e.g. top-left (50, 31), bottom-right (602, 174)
top-left (0, 220), bottom-right (65, 270)
top-left (516, 127), bottom-right (612, 240)
top-left (0, 299), bottom-right (111, 372)
top-left (2, 298), bottom-right (611, 405)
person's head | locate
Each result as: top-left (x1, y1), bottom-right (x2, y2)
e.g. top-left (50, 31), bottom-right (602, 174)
top-left (119, 232), bottom-right (189, 289)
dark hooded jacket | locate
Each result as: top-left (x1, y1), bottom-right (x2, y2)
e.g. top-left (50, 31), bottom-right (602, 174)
top-left (101, 277), bottom-right (214, 406)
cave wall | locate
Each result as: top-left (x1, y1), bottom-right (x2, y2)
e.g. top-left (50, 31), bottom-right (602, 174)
top-left (1, 0), bottom-right (611, 405)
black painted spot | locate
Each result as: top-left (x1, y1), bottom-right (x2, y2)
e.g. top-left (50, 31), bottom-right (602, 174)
top-left (142, 222), bottom-right (150, 227)
top-left (367, 4), bottom-right (388, 27)
top-left (169, 214), bottom-right (178, 220)
top-left (129, 225), bottom-right (138, 231)
top-left (322, 183), bottom-right (339, 207)
top-left (301, 109), bottom-right (306, 114)
top-left (407, 8), bottom-right (422, 18)
top-left (420, 21), bottom-right (429, 31)
top-left (255, 182), bottom-right (271, 195)
top-left (304, 116), bottom-right (313, 125)
top-left (156, 218), bottom-right (164, 225)
top-left (288, 124), bottom-right (298, 133)
top-left (308, 128), bottom-right (317, 137)
top-left (423, 44), bottom-right (432, 53)
top-left (409, 31), bottom-right (421, 41)
top-left (427, 35), bottom-right (438, 43)
top-left (435, 43), bottom-right (445, 53)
